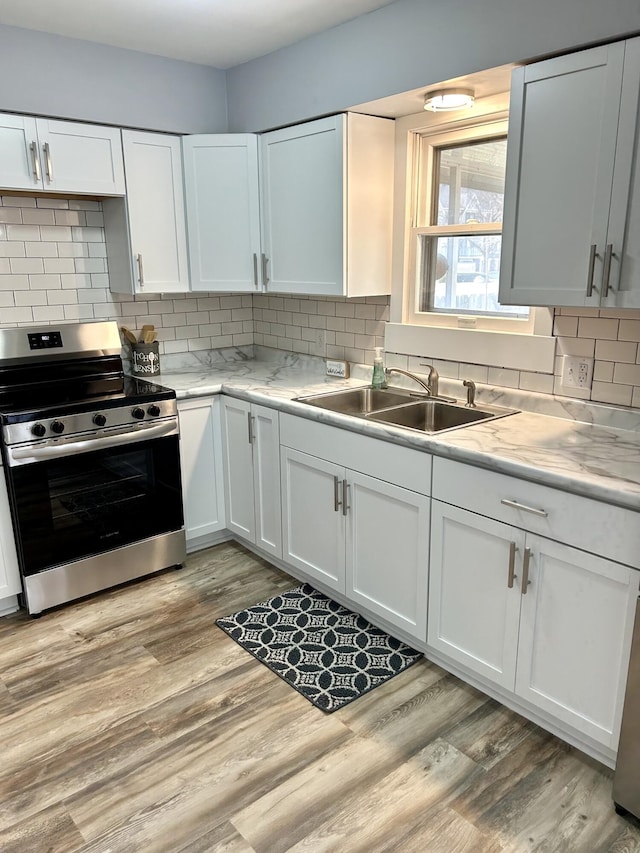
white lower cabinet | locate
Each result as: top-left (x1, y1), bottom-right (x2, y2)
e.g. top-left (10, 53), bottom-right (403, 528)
top-left (0, 467), bottom-right (21, 604)
top-left (221, 397), bottom-right (281, 559)
top-left (429, 458), bottom-right (640, 756)
top-left (280, 415), bottom-right (430, 643)
top-left (178, 397), bottom-right (226, 548)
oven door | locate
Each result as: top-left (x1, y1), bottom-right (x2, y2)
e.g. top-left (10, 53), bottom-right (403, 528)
top-left (5, 426), bottom-right (183, 577)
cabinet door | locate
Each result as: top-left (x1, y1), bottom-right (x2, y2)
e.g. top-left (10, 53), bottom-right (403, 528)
top-left (0, 469), bottom-right (21, 599)
top-left (121, 130), bottom-right (189, 293)
top-left (500, 42), bottom-right (626, 307)
top-left (0, 113), bottom-right (41, 190)
top-left (251, 404), bottom-right (282, 559)
top-left (515, 535), bottom-right (639, 749)
top-left (183, 134), bottom-right (261, 292)
top-left (346, 471), bottom-right (429, 643)
top-left (610, 37), bottom-right (640, 308)
top-left (221, 397), bottom-right (255, 543)
top-left (178, 397), bottom-right (226, 546)
top-left (280, 447), bottom-right (345, 592)
top-left (427, 501), bottom-right (523, 690)
top-left (260, 115), bottom-right (344, 296)
top-left (35, 119), bottom-right (125, 196)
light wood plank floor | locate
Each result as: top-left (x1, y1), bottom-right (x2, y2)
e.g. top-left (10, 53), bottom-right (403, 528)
top-left (1, 541), bottom-right (639, 852)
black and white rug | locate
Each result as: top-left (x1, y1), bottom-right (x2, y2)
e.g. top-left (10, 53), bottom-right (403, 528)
top-left (216, 583), bottom-right (422, 713)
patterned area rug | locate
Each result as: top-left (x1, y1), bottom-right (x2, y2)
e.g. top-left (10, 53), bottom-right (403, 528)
top-left (216, 583), bottom-right (422, 712)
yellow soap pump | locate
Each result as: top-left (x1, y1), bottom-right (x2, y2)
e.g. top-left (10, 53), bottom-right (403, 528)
top-left (371, 347), bottom-right (387, 390)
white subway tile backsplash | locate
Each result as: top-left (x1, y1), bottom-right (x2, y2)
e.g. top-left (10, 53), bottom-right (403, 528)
top-left (9, 258), bottom-right (44, 275)
top-left (40, 225), bottom-right (72, 242)
top-left (619, 319), bottom-right (640, 342)
top-left (25, 242), bottom-right (58, 258)
top-left (29, 274), bottom-right (62, 290)
top-left (0, 208), bottom-right (22, 224)
top-left (6, 224), bottom-right (40, 241)
top-left (21, 209), bottom-right (55, 226)
top-left (36, 197), bottom-right (69, 210)
top-left (1, 197), bottom-right (639, 410)
top-left (591, 380), bottom-right (633, 406)
top-left (2, 196), bottom-right (36, 207)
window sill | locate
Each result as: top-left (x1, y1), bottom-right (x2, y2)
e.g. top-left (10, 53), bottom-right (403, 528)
top-left (385, 322), bottom-right (556, 373)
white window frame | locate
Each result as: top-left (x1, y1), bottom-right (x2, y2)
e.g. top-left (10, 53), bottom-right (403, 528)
top-left (389, 98), bottom-right (555, 373)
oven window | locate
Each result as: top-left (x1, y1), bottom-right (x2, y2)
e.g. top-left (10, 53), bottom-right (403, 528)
top-left (9, 435), bottom-right (183, 576)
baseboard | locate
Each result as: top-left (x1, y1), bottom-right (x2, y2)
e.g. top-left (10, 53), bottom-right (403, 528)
top-left (186, 529), bottom-right (232, 554)
top-left (0, 595), bottom-right (18, 616)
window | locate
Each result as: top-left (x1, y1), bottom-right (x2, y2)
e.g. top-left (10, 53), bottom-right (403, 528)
top-left (388, 103), bottom-right (555, 373)
top-left (407, 118), bottom-right (534, 332)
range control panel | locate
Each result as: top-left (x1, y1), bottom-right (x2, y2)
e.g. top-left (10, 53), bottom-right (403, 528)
top-left (28, 331), bottom-right (63, 350)
top-left (3, 398), bottom-right (178, 446)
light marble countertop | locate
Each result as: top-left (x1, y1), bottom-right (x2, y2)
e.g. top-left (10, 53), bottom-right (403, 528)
top-left (155, 359), bottom-right (640, 512)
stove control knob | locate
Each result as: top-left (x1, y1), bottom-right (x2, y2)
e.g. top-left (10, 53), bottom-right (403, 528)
top-left (147, 404), bottom-right (161, 417)
top-left (131, 407), bottom-right (145, 420)
top-left (50, 421), bottom-right (65, 435)
top-left (93, 413), bottom-right (107, 427)
top-left (31, 423), bottom-right (46, 437)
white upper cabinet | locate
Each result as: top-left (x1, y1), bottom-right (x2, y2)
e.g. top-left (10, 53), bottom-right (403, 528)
top-left (0, 112), bottom-right (125, 195)
top-left (259, 113), bottom-right (394, 296)
top-left (107, 130), bottom-right (189, 294)
top-left (500, 38), bottom-right (640, 308)
top-left (183, 134), bottom-right (262, 292)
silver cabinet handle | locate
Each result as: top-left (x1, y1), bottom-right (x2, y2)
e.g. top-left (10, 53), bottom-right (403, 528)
top-left (333, 476), bottom-right (342, 512)
top-left (43, 142), bottom-right (53, 182)
top-left (601, 243), bottom-right (613, 297)
top-left (136, 253), bottom-right (144, 288)
top-left (29, 141), bottom-right (41, 182)
top-left (586, 244), bottom-right (597, 297)
top-left (261, 253), bottom-right (269, 288)
top-left (521, 547), bottom-right (532, 595)
top-left (247, 412), bottom-right (254, 444)
top-left (253, 253), bottom-right (259, 289)
top-left (342, 480), bottom-right (350, 516)
top-left (500, 498), bottom-right (548, 518)
top-left (507, 541), bottom-right (518, 588)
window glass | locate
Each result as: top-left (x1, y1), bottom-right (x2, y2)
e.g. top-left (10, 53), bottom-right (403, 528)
top-left (436, 139), bottom-right (506, 226)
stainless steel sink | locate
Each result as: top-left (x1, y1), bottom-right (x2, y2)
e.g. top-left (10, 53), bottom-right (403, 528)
top-left (294, 385), bottom-right (518, 434)
top-left (368, 399), bottom-right (518, 433)
top-left (294, 386), bottom-right (418, 415)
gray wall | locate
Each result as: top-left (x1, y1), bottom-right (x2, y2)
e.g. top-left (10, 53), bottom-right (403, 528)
top-left (226, 0), bottom-right (640, 132)
top-left (0, 25), bottom-right (228, 134)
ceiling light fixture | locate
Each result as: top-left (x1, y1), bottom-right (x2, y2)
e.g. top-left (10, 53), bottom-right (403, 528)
top-left (423, 88), bottom-right (475, 112)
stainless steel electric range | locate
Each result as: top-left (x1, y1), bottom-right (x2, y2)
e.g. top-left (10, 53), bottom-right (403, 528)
top-left (0, 320), bottom-right (185, 615)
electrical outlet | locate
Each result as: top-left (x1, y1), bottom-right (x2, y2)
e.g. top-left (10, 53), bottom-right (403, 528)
top-left (326, 359), bottom-right (350, 378)
top-left (561, 355), bottom-right (594, 389)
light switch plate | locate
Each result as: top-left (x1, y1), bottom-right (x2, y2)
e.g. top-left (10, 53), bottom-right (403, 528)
top-left (561, 355), bottom-right (594, 389)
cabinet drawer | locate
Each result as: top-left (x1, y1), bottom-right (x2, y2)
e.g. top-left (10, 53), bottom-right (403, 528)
top-left (433, 457), bottom-right (640, 568)
top-left (280, 414), bottom-right (431, 495)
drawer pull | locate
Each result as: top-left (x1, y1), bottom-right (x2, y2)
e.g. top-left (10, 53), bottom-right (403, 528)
top-left (501, 498), bottom-right (548, 518)
top-left (333, 476), bottom-right (342, 512)
top-left (521, 547), bottom-right (532, 595)
top-left (507, 541), bottom-right (518, 588)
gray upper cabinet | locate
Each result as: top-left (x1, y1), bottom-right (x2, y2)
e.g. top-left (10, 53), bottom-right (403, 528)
top-left (183, 134), bottom-right (262, 292)
top-left (106, 130), bottom-right (190, 294)
top-left (260, 113), bottom-right (394, 297)
top-left (500, 38), bottom-right (640, 308)
top-left (182, 114), bottom-right (394, 297)
top-left (0, 112), bottom-right (125, 196)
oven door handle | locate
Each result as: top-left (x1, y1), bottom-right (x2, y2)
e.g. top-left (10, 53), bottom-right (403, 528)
top-left (7, 420), bottom-right (179, 465)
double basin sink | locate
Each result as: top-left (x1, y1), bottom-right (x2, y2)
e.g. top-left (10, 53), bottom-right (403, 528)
top-left (294, 386), bottom-right (518, 435)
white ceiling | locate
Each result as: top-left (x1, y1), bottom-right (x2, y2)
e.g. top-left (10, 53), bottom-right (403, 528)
top-left (0, 0), bottom-right (399, 69)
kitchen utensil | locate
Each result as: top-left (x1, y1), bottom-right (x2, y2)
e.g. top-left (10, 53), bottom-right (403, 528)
top-left (121, 327), bottom-right (137, 346)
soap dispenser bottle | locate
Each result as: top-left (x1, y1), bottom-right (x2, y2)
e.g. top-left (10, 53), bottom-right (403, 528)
top-left (371, 347), bottom-right (387, 390)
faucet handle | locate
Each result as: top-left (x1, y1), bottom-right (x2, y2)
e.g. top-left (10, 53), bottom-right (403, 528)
top-left (463, 379), bottom-right (476, 408)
